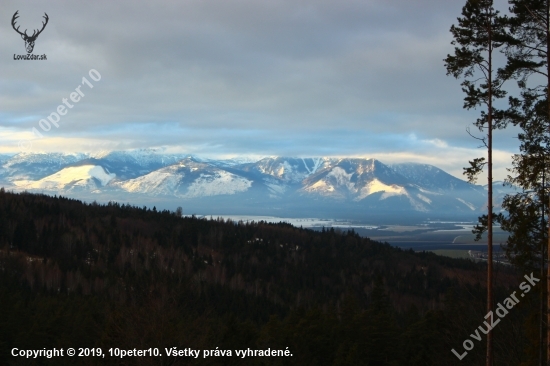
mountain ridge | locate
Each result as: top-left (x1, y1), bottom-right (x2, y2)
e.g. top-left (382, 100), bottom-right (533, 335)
top-left (0, 150), bottom-right (514, 220)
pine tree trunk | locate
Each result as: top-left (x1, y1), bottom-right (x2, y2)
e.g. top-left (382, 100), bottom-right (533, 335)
top-left (541, 167), bottom-right (546, 366)
top-left (547, 129), bottom-right (550, 366)
top-left (547, 195), bottom-right (550, 366)
top-left (547, 3), bottom-right (550, 364)
top-left (487, 9), bottom-right (494, 366)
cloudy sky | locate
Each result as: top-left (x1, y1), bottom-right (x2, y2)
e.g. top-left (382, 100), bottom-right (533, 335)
top-left (0, 0), bottom-right (520, 179)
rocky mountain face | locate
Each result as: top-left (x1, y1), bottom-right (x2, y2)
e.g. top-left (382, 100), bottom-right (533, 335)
top-left (0, 150), bottom-right (513, 220)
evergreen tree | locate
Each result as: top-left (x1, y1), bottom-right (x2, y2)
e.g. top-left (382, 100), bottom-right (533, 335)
top-left (496, 1), bottom-right (550, 362)
top-left (444, 1), bottom-right (507, 364)
top-left (364, 278), bottom-right (399, 365)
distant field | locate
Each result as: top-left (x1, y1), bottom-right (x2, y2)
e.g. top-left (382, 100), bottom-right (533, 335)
top-left (452, 232), bottom-right (509, 244)
top-left (428, 249), bottom-right (472, 259)
top-left (202, 217), bottom-right (509, 252)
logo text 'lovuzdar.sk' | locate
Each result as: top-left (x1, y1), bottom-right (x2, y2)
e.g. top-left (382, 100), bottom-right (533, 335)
top-left (13, 54), bottom-right (47, 60)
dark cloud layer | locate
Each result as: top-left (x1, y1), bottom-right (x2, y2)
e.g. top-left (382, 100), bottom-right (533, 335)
top-left (0, 0), bottom-right (519, 178)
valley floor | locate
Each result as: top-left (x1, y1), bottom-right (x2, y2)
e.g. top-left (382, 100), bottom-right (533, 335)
top-left (196, 214), bottom-right (505, 252)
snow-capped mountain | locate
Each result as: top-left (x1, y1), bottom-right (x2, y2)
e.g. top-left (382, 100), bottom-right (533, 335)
top-left (233, 157), bottom-right (327, 197)
top-left (297, 158), bottom-right (489, 213)
top-left (14, 165), bottom-right (115, 192)
top-left (0, 152), bottom-right (88, 181)
top-left (0, 150), bottom-right (505, 219)
top-left (88, 149), bottom-right (191, 180)
top-left (390, 163), bottom-right (474, 192)
top-left (302, 159), bottom-right (409, 200)
top-left (239, 157), bottom-right (325, 184)
top-left (114, 157), bottom-right (252, 198)
top-left (204, 156), bottom-right (267, 168)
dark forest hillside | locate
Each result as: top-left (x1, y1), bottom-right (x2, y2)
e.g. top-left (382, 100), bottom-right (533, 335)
top-left (0, 189), bottom-right (536, 365)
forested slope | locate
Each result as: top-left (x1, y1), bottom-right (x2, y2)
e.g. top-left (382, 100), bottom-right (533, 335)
top-left (0, 189), bottom-right (534, 365)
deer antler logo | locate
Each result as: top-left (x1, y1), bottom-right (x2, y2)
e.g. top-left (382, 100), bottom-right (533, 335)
top-left (12, 11), bottom-right (49, 54)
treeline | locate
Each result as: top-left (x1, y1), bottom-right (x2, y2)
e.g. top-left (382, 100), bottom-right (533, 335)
top-left (0, 190), bottom-right (535, 365)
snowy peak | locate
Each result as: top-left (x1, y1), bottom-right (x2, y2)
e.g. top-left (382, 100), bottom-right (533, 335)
top-left (357, 179), bottom-right (407, 201)
top-left (240, 157), bottom-right (325, 184)
top-left (14, 165), bottom-right (115, 192)
top-left (302, 159), bottom-right (410, 200)
top-left (389, 163), bottom-right (470, 192)
top-left (303, 166), bottom-right (355, 199)
top-left (115, 158), bottom-right (252, 198)
top-left (0, 152), bottom-right (90, 182)
top-left (88, 150), bottom-right (192, 181)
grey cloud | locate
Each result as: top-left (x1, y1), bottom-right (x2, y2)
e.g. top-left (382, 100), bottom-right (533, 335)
top-left (0, 0), bottom-right (521, 178)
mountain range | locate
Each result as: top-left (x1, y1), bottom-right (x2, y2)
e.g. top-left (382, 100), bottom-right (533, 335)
top-left (0, 149), bottom-right (514, 222)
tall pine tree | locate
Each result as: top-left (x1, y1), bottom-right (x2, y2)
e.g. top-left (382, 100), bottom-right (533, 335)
top-left (497, 1), bottom-right (550, 363)
top-left (445, 1), bottom-right (506, 364)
